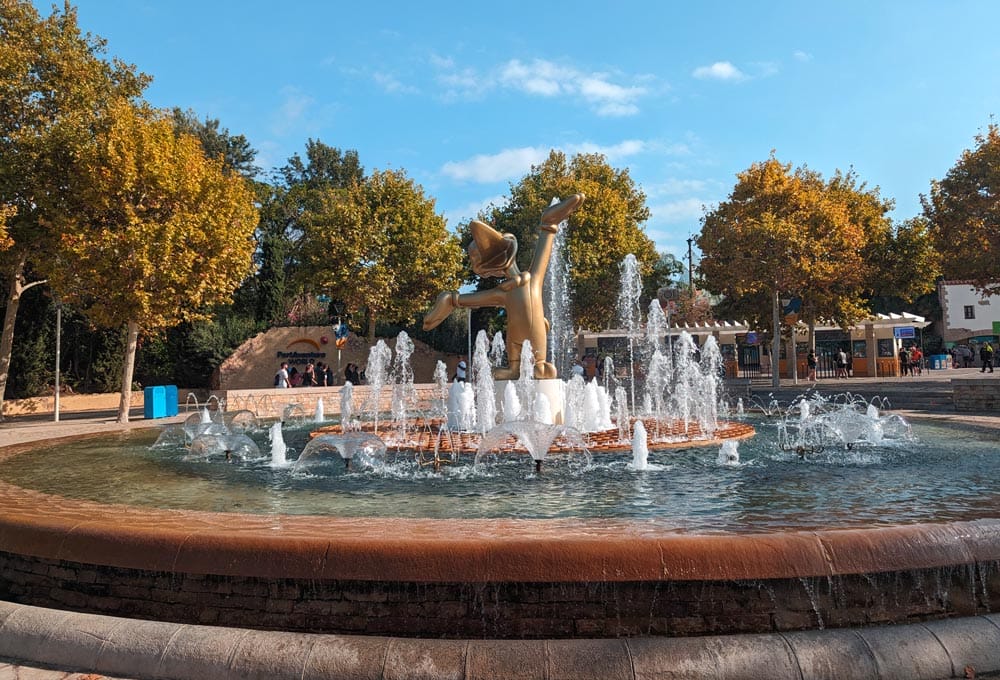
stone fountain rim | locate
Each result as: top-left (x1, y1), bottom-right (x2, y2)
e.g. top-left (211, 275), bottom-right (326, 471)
top-left (1, 427), bottom-right (999, 584)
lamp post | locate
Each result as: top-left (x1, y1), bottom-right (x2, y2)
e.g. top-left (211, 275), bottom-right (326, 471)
top-left (771, 284), bottom-right (781, 390)
top-left (333, 302), bottom-right (345, 384)
top-left (54, 297), bottom-right (62, 422)
top-left (686, 236), bottom-right (694, 296)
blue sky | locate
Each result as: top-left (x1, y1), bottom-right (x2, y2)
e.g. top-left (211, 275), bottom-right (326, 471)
top-left (62, 1), bottom-right (1000, 261)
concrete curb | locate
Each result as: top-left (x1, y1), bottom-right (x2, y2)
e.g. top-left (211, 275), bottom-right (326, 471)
top-left (2, 601), bottom-right (999, 679)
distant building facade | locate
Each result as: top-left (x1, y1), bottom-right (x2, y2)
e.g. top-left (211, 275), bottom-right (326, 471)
top-left (938, 280), bottom-right (1000, 347)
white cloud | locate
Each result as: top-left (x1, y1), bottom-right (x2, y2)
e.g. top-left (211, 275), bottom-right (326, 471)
top-left (373, 71), bottom-right (418, 95)
top-left (270, 86), bottom-right (316, 137)
top-left (442, 147), bottom-right (550, 183)
top-left (437, 65), bottom-right (492, 100)
top-left (441, 140), bottom-right (650, 184)
top-left (502, 59), bottom-right (647, 116)
top-left (650, 197), bottom-right (709, 224)
top-left (429, 53), bottom-right (455, 70)
top-left (692, 61), bottom-right (746, 81)
top-left (752, 61), bottom-right (780, 78)
top-left (443, 194), bottom-right (507, 228)
top-left (434, 56), bottom-right (648, 116)
top-left (649, 178), bottom-right (710, 197)
top-left (571, 139), bottom-right (646, 160)
top-left (794, 50), bottom-right (813, 62)
top-left (595, 101), bottom-right (640, 117)
top-left (500, 59), bottom-right (570, 96)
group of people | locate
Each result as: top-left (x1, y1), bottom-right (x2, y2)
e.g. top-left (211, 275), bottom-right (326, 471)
top-left (806, 348), bottom-right (851, 381)
top-left (948, 343), bottom-right (995, 371)
top-left (343, 363), bottom-right (365, 384)
top-left (570, 354), bottom-right (600, 379)
top-left (273, 361), bottom-right (366, 388)
top-left (897, 345), bottom-right (924, 377)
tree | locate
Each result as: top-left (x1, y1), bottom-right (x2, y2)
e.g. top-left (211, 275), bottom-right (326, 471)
top-left (243, 140), bottom-right (365, 327)
top-left (469, 150), bottom-right (657, 329)
top-left (296, 168), bottom-right (464, 342)
top-left (280, 139), bottom-right (363, 189)
top-left (865, 216), bottom-right (940, 303)
top-left (651, 251), bottom-right (685, 306)
top-left (170, 108), bottom-right (258, 179)
top-left (697, 155), bottom-right (867, 335)
top-left (47, 101), bottom-right (258, 422)
top-left (922, 123), bottom-right (1000, 294)
top-left (0, 0), bottom-right (148, 416)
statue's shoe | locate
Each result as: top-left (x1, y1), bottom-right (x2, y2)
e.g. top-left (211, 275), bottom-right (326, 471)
top-left (540, 193), bottom-right (585, 225)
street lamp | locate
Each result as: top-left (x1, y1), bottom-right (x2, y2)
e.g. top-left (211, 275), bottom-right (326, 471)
top-left (333, 302), bottom-right (345, 384)
top-left (771, 284), bottom-right (781, 390)
top-left (54, 297), bottom-right (62, 422)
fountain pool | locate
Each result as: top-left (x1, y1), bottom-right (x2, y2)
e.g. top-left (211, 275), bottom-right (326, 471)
top-left (0, 418), bottom-right (997, 530)
top-left (0, 413), bottom-right (999, 643)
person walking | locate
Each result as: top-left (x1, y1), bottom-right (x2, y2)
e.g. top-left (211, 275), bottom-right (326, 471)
top-left (274, 362), bottom-right (290, 388)
top-left (898, 346), bottom-right (910, 377)
top-left (807, 350), bottom-right (817, 381)
top-left (981, 343), bottom-right (995, 373)
top-left (835, 348), bottom-right (848, 378)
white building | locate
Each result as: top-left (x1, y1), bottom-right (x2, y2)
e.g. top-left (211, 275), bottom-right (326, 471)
top-left (938, 280), bottom-right (1000, 346)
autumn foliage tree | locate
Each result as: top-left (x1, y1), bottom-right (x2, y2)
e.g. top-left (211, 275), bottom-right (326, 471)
top-left (0, 0), bottom-right (147, 416)
top-left (47, 101), bottom-right (258, 422)
top-left (923, 123), bottom-right (1000, 294)
top-left (698, 155), bottom-right (867, 336)
top-left (699, 155), bottom-right (939, 358)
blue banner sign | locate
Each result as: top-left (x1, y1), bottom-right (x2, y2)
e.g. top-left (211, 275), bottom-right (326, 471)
top-left (893, 326), bottom-right (916, 339)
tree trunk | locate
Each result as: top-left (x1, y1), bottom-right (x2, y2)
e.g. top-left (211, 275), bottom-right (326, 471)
top-left (117, 320), bottom-right (139, 424)
top-left (0, 253), bottom-right (46, 422)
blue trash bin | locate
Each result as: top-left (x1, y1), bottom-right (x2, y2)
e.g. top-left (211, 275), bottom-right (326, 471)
top-left (143, 385), bottom-right (166, 419)
top-left (164, 385), bottom-right (178, 416)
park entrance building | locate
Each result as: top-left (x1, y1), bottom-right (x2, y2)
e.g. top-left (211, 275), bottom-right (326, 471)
top-left (575, 312), bottom-right (932, 380)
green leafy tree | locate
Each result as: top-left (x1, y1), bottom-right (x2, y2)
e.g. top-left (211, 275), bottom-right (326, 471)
top-left (47, 101), bottom-right (258, 422)
top-left (865, 216), bottom-right (940, 302)
top-left (247, 140), bottom-right (365, 327)
top-left (0, 0), bottom-right (147, 416)
top-left (296, 168), bottom-right (464, 342)
top-left (252, 189), bottom-right (294, 325)
top-left (170, 108), bottom-right (258, 179)
top-left (922, 123), bottom-right (1000, 294)
top-left (468, 150), bottom-right (657, 329)
top-left (281, 139), bottom-right (364, 189)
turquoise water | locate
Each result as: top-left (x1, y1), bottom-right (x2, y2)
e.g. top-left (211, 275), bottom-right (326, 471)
top-left (1, 418), bottom-right (998, 532)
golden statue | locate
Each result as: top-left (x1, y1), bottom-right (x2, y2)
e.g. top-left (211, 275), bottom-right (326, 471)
top-left (423, 194), bottom-right (585, 380)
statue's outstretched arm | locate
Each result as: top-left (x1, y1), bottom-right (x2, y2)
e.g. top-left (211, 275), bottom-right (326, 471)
top-left (422, 288), bottom-right (507, 330)
top-left (529, 194), bottom-right (585, 280)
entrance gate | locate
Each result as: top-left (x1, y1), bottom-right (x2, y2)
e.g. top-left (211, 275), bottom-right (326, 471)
top-left (737, 345), bottom-right (762, 379)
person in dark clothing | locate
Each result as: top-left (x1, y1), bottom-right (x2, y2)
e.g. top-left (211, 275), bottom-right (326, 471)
top-left (344, 363), bottom-right (360, 384)
top-left (981, 343), bottom-right (995, 373)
